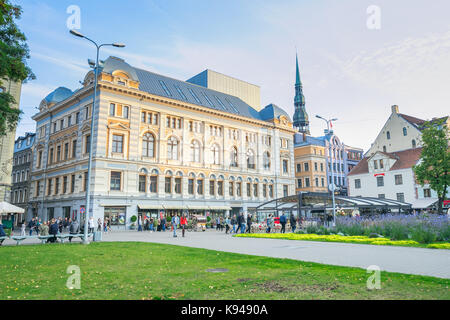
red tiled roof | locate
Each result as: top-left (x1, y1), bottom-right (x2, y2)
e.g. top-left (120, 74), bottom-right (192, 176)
top-left (399, 114), bottom-right (426, 127)
top-left (347, 148), bottom-right (423, 176)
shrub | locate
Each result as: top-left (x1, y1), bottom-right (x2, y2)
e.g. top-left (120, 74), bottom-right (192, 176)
top-left (411, 225), bottom-right (438, 244)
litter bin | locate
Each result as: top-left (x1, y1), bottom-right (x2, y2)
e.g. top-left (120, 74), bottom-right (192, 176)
top-left (93, 231), bottom-right (102, 242)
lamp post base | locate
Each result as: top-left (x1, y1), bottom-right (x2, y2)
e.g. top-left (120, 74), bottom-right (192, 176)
top-left (82, 239), bottom-right (90, 245)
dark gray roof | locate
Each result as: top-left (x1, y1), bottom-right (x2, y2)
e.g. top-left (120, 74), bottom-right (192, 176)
top-left (99, 56), bottom-right (290, 122)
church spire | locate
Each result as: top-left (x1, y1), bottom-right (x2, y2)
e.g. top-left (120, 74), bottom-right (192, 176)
top-left (292, 52), bottom-right (310, 134)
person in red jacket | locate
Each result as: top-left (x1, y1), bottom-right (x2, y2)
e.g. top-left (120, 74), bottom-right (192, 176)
top-left (180, 213), bottom-right (188, 237)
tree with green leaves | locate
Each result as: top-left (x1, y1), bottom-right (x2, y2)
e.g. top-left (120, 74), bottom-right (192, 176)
top-left (0, 0), bottom-right (34, 136)
top-left (413, 118), bottom-right (450, 214)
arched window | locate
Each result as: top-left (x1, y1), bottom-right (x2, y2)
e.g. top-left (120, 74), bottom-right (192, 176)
top-left (412, 139), bottom-right (416, 148)
top-left (190, 140), bottom-right (201, 162)
top-left (387, 131), bottom-right (391, 140)
top-left (211, 144), bottom-right (220, 165)
top-left (142, 133), bottom-right (155, 157)
top-left (230, 147), bottom-right (238, 167)
top-left (263, 152), bottom-right (271, 170)
top-left (167, 137), bottom-right (179, 160)
top-left (247, 149), bottom-right (255, 169)
top-left (403, 127), bottom-right (407, 136)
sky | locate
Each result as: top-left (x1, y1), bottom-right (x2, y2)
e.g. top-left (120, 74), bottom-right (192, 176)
top-left (14, 0), bottom-right (450, 151)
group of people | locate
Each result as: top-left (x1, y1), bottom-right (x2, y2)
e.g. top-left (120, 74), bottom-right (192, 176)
top-left (267, 213), bottom-right (302, 233)
top-left (218, 213), bottom-right (253, 234)
top-left (137, 213), bottom-right (188, 238)
top-left (18, 217), bottom-right (82, 243)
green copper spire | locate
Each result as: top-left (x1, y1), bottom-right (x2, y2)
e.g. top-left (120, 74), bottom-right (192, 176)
top-left (293, 52), bottom-right (310, 134)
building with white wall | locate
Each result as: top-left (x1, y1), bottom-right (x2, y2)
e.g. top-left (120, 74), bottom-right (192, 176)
top-left (29, 56), bottom-right (295, 228)
top-left (349, 105), bottom-right (449, 209)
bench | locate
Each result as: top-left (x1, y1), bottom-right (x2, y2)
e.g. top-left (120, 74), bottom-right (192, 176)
top-left (38, 235), bottom-right (54, 244)
top-left (57, 234), bottom-right (72, 243)
top-left (11, 235), bottom-right (38, 246)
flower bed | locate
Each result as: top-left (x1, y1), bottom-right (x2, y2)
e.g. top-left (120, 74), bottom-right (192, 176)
top-left (234, 233), bottom-right (450, 249)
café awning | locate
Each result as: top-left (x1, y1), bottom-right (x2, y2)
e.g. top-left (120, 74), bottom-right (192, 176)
top-left (0, 202), bottom-right (25, 214)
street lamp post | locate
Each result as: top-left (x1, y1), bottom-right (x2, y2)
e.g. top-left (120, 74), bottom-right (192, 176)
top-left (70, 30), bottom-right (125, 244)
top-left (316, 115), bottom-right (338, 228)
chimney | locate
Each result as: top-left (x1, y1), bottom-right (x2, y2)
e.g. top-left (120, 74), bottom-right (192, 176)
top-left (391, 105), bottom-right (399, 114)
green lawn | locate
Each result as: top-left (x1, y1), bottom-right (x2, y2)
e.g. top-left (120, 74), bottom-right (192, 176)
top-left (0, 242), bottom-right (448, 300)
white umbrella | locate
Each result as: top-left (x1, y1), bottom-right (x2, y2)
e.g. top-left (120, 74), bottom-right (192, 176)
top-left (0, 201), bottom-right (25, 214)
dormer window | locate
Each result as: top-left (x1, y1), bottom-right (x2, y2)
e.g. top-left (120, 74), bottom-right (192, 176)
top-left (379, 159), bottom-right (384, 169)
top-left (403, 127), bottom-right (407, 136)
top-left (374, 160), bottom-right (378, 169)
top-left (386, 131), bottom-right (391, 140)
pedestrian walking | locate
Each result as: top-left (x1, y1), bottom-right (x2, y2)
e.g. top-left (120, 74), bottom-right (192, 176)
top-left (20, 222), bottom-right (26, 236)
top-left (238, 213), bottom-right (245, 233)
top-left (246, 213), bottom-right (252, 233)
top-left (180, 214), bottom-right (187, 237)
top-left (0, 220), bottom-right (6, 246)
top-left (290, 214), bottom-right (297, 233)
top-left (280, 213), bottom-right (287, 234)
top-left (231, 215), bottom-right (237, 234)
top-left (88, 216), bottom-right (95, 233)
top-left (171, 213), bottom-right (179, 237)
top-left (266, 214), bottom-right (274, 233)
top-left (97, 218), bottom-right (102, 232)
top-left (138, 215), bottom-right (143, 232)
top-left (28, 218), bottom-right (35, 236)
top-left (39, 221), bottom-right (49, 236)
top-left (48, 218), bottom-right (59, 243)
top-left (225, 216), bottom-right (231, 234)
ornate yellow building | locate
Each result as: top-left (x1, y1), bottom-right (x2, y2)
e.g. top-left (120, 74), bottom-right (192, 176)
top-left (29, 56), bottom-right (295, 228)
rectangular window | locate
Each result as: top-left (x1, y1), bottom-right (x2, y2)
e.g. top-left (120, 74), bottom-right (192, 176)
top-left (297, 179), bottom-right (302, 188)
top-left (377, 176), bottom-right (384, 187)
top-left (112, 134), bottom-right (124, 153)
top-left (150, 176), bottom-right (157, 193)
top-left (379, 159), bottom-right (384, 169)
top-left (218, 181), bottom-right (223, 196)
top-left (68, 115), bottom-right (72, 126)
top-left (236, 182), bottom-right (242, 196)
top-left (305, 178), bottom-right (310, 188)
top-left (37, 151), bottom-right (43, 168)
top-left (296, 163), bottom-right (301, 172)
top-left (84, 172), bottom-right (88, 191)
top-left (321, 178), bottom-right (325, 187)
top-left (76, 112), bottom-right (80, 124)
top-left (165, 177), bottom-right (171, 193)
top-left (36, 181), bottom-right (40, 197)
top-left (110, 103), bottom-right (116, 116)
top-left (71, 175), bottom-right (75, 193)
top-left (64, 143), bottom-right (69, 160)
top-left (378, 194), bottom-right (385, 199)
top-left (175, 177), bottom-right (182, 194)
top-left (246, 183), bottom-right (251, 197)
top-left (314, 162), bottom-right (318, 171)
top-left (209, 180), bottom-right (215, 196)
top-left (72, 140), bottom-right (77, 158)
top-left (122, 106), bottom-right (129, 119)
top-left (263, 184), bottom-right (267, 198)
top-left (396, 193), bottom-right (405, 202)
top-left (56, 145), bottom-right (61, 162)
top-left (253, 183), bottom-right (258, 197)
top-left (283, 160), bottom-right (289, 173)
top-left (197, 179), bottom-right (204, 195)
top-left (188, 179), bottom-right (194, 195)
top-left (355, 179), bottom-right (361, 189)
top-left (229, 182), bottom-right (234, 196)
top-left (110, 172), bottom-right (121, 191)
top-left (47, 179), bottom-right (52, 195)
top-left (423, 189), bottom-right (431, 198)
top-left (85, 135), bottom-right (91, 154)
top-left (60, 119), bottom-right (64, 130)
top-left (269, 185), bottom-right (273, 198)
top-left (283, 185), bottom-right (288, 197)
top-left (139, 175), bottom-right (146, 192)
top-left (63, 176), bottom-right (68, 194)
top-left (395, 174), bottom-right (403, 185)
top-left (141, 112), bottom-right (146, 123)
top-left (320, 163), bottom-right (324, 172)
top-left (49, 148), bottom-right (54, 164)
top-left (374, 160), bottom-right (378, 169)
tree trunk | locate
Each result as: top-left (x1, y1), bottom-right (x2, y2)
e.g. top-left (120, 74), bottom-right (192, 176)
top-left (437, 197), bottom-right (443, 214)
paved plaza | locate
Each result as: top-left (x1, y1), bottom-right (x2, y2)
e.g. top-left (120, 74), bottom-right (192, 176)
top-left (2, 229), bottom-right (450, 279)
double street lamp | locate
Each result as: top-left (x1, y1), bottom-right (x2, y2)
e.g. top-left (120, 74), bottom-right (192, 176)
top-left (316, 115), bottom-right (338, 227)
top-left (70, 30), bottom-right (125, 244)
